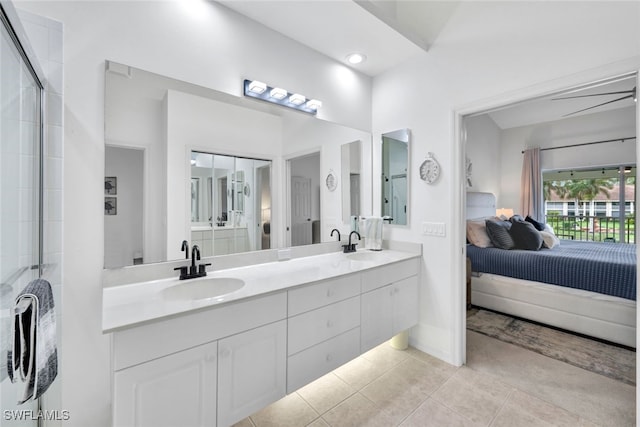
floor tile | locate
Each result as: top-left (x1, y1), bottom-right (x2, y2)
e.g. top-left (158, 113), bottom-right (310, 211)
top-left (332, 355), bottom-right (389, 390)
top-left (399, 398), bottom-right (483, 427)
top-left (297, 372), bottom-right (355, 415)
top-left (361, 342), bottom-right (409, 371)
top-left (431, 366), bottom-right (513, 425)
top-left (466, 331), bottom-right (635, 426)
top-left (360, 357), bottom-right (454, 424)
top-left (321, 392), bottom-right (396, 427)
top-left (232, 417), bottom-right (255, 427)
top-left (250, 393), bottom-right (319, 427)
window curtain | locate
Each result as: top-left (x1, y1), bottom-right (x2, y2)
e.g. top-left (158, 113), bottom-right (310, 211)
top-left (520, 147), bottom-right (542, 221)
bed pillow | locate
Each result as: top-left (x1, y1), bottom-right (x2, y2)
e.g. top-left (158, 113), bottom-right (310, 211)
top-left (485, 219), bottom-right (515, 249)
top-left (466, 219), bottom-right (493, 248)
top-left (509, 214), bottom-right (525, 223)
top-left (539, 230), bottom-right (560, 249)
top-left (509, 220), bottom-right (543, 250)
top-left (525, 215), bottom-right (546, 231)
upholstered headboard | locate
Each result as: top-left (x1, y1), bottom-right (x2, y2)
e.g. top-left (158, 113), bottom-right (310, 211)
top-left (466, 192), bottom-right (496, 220)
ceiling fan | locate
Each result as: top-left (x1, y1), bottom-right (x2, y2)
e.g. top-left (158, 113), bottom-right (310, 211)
top-left (552, 85), bottom-right (636, 117)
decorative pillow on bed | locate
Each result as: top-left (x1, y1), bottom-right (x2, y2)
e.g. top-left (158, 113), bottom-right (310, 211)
top-left (466, 219), bottom-right (494, 248)
top-left (485, 219), bottom-right (515, 249)
top-left (539, 230), bottom-right (560, 249)
top-left (525, 215), bottom-right (546, 231)
top-left (509, 220), bottom-right (543, 250)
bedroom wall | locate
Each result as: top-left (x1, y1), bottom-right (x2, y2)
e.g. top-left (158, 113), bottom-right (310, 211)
top-left (372, 1), bottom-right (640, 363)
top-left (498, 106), bottom-right (637, 211)
top-left (464, 114), bottom-right (502, 200)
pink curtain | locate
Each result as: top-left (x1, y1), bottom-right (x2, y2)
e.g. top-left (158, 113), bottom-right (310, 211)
top-left (520, 148), bottom-right (542, 221)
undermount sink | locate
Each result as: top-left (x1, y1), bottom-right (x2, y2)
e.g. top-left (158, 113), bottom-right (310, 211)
top-left (162, 277), bottom-right (245, 301)
top-left (346, 252), bottom-right (387, 262)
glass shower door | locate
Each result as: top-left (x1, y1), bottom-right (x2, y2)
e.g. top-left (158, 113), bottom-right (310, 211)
top-left (0, 6), bottom-right (42, 422)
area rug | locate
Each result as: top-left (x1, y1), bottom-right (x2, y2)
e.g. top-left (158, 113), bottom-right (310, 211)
top-left (467, 308), bottom-right (636, 386)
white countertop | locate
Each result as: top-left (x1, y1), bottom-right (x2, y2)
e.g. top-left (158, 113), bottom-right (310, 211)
top-left (102, 249), bottom-right (420, 333)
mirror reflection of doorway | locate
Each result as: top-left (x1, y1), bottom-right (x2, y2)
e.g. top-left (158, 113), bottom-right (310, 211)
top-left (288, 152), bottom-right (320, 247)
top-left (390, 174), bottom-right (407, 224)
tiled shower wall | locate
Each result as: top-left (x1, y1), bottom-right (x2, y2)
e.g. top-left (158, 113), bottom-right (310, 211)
top-left (17, 9), bottom-right (64, 425)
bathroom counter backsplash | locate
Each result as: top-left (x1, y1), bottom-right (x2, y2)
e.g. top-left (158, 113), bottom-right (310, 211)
top-left (102, 243), bottom-right (421, 333)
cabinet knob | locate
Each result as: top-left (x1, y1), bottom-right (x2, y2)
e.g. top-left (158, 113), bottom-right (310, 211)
top-left (326, 353), bottom-right (333, 362)
top-left (326, 320), bottom-right (334, 328)
top-left (326, 289), bottom-right (334, 297)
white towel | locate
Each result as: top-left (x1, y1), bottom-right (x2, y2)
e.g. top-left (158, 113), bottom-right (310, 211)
top-left (359, 217), bottom-right (383, 251)
top-left (7, 278), bottom-right (58, 404)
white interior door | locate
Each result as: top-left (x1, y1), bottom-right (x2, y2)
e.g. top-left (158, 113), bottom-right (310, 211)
top-left (291, 176), bottom-right (312, 246)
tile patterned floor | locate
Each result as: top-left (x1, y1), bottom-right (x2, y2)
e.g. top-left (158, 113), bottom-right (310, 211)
top-left (235, 331), bottom-right (635, 427)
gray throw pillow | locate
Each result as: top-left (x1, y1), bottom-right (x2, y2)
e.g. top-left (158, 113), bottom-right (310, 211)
top-left (485, 219), bottom-right (515, 250)
top-left (510, 220), bottom-right (543, 250)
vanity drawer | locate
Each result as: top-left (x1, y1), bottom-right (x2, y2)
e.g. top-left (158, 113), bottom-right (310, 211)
top-left (288, 274), bottom-right (360, 316)
top-left (361, 258), bottom-right (419, 293)
top-left (288, 296), bottom-right (360, 355)
top-left (287, 327), bottom-right (360, 393)
top-left (113, 291), bottom-right (287, 371)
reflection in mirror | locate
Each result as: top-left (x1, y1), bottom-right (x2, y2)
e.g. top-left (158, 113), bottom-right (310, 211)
top-left (381, 129), bottom-right (409, 225)
top-left (341, 141), bottom-right (362, 223)
top-left (191, 151), bottom-right (272, 257)
top-left (288, 152), bottom-right (321, 247)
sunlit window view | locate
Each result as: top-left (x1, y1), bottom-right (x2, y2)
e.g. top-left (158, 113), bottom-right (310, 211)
top-left (543, 166), bottom-right (636, 243)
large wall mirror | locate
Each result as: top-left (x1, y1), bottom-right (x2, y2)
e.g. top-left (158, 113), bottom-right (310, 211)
top-left (381, 129), bottom-right (410, 226)
top-left (104, 60), bottom-right (373, 269)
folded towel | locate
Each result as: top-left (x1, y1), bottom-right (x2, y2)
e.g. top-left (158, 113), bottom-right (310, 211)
top-left (7, 278), bottom-right (57, 404)
top-left (359, 217), bottom-right (383, 251)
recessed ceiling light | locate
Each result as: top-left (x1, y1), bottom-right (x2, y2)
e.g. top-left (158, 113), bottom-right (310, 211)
top-left (346, 53), bottom-right (366, 65)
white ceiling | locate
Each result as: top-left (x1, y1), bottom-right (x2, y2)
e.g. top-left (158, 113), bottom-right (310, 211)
top-left (218, 1), bottom-right (636, 128)
top-left (218, 0), bottom-right (459, 77)
top-left (487, 75), bottom-right (637, 129)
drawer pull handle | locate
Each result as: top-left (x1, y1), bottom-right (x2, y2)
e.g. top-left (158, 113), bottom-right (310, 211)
top-left (326, 320), bottom-right (334, 328)
top-left (326, 289), bottom-right (334, 297)
top-left (326, 353), bottom-right (333, 362)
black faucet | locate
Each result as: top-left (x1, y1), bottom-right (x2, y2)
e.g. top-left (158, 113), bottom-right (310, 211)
top-left (330, 229), bottom-right (341, 241)
top-left (343, 231), bottom-right (360, 253)
top-left (174, 242), bottom-right (211, 280)
top-left (181, 240), bottom-right (189, 259)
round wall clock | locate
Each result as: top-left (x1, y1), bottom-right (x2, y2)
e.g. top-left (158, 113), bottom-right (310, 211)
top-left (325, 172), bottom-right (337, 191)
top-left (419, 152), bottom-right (441, 184)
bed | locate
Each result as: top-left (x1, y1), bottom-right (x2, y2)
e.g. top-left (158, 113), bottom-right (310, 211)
top-left (466, 192), bottom-right (637, 348)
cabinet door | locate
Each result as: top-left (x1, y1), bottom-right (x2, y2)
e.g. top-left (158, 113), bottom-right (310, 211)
top-left (113, 341), bottom-right (217, 427)
top-left (392, 275), bottom-right (419, 334)
top-left (217, 320), bottom-right (287, 427)
top-left (360, 286), bottom-right (394, 352)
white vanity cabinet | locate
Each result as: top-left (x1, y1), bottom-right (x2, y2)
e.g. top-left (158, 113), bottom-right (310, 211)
top-left (113, 341), bottom-right (218, 427)
top-left (217, 320), bottom-right (286, 427)
top-left (286, 274), bottom-right (361, 392)
top-left (360, 259), bottom-right (419, 352)
top-left (111, 292), bottom-right (287, 427)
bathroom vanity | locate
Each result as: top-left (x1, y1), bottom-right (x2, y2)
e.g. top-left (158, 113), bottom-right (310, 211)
top-left (103, 245), bottom-right (421, 427)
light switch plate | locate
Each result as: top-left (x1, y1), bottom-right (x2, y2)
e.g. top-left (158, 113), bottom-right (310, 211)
top-left (422, 222), bottom-right (446, 237)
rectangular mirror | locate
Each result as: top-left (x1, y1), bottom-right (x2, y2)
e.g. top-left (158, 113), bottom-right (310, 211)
top-left (381, 129), bottom-right (410, 226)
top-left (341, 141), bottom-right (362, 223)
top-left (104, 60), bottom-right (373, 269)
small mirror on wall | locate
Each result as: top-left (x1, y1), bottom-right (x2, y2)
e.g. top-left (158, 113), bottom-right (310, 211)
top-left (381, 129), bottom-right (409, 226)
top-left (341, 140), bottom-right (362, 223)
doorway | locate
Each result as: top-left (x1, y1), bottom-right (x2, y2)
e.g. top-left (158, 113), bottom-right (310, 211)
top-left (287, 152), bottom-right (321, 247)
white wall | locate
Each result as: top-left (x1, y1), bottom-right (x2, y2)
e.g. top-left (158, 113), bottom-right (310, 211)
top-left (13, 2), bottom-right (372, 426)
top-left (372, 1), bottom-right (640, 363)
top-left (465, 114), bottom-right (502, 199)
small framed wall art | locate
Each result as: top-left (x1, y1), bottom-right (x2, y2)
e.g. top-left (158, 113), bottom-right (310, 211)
top-left (105, 197), bottom-right (117, 215)
top-left (105, 176), bottom-right (117, 195)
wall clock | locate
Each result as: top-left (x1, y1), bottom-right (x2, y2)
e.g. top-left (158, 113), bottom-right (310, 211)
top-left (419, 152), bottom-right (441, 184)
top-left (325, 171), bottom-right (337, 192)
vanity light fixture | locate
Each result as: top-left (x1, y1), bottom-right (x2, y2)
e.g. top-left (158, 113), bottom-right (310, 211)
top-left (243, 79), bottom-right (321, 115)
top-left (306, 99), bottom-right (322, 110)
top-left (270, 87), bottom-right (287, 100)
top-left (288, 93), bottom-right (306, 106)
top-left (247, 80), bottom-right (267, 94)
